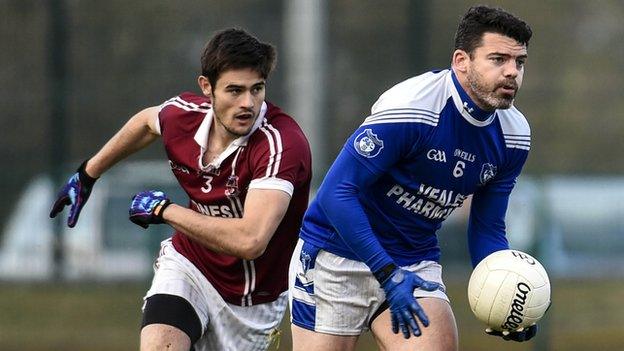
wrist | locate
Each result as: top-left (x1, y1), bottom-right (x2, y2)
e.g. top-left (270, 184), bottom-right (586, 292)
top-left (373, 263), bottom-right (399, 285)
top-left (77, 159), bottom-right (98, 186)
top-left (154, 199), bottom-right (172, 221)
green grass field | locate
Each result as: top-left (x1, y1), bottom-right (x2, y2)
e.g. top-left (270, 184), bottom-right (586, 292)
top-left (1, 279), bottom-right (622, 351)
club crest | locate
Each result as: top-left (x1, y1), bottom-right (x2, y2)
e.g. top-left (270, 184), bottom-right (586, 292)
top-left (354, 128), bottom-right (384, 158)
top-left (225, 175), bottom-right (240, 197)
top-left (480, 163), bottom-right (497, 185)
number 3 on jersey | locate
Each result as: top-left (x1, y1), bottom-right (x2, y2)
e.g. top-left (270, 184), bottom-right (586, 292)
top-left (201, 176), bottom-right (213, 193)
top-left (453, 161), bottom-right (465, 178)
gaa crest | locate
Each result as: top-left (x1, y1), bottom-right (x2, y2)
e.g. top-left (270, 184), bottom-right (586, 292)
top-left (354, 128), bottom-right (384, 158)
top-left (480, 163), bottom-right (497, 185)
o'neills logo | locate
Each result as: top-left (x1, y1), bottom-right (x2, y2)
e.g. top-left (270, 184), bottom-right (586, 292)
top-left (501, 282), bottom-right (531, 330)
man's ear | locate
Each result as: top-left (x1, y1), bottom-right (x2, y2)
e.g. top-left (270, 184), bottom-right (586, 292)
top-left (452, 49), bottom-right (470, 73)
top-left (198, 76), bottom-right (212, 98)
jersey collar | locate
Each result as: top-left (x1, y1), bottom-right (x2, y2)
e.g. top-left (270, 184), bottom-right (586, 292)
top-left (194, 101), bottom-right (267, 170)
top-left (449, 69), bottom-right (496, 127)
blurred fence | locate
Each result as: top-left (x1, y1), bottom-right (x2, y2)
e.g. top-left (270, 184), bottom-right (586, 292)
top-left (3, 0), bottom-right (624, 231)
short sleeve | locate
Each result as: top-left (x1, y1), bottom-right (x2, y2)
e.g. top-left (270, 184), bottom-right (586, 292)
top-left (248, 119), bottom-right (311, 196)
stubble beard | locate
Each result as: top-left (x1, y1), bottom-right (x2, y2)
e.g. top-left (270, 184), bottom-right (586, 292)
top-left (467, 68), bottom-right (515, 111)
top-left (213, 101), bottom-right (256, 138)
top-left (215, 114), bottom-right (249, 138)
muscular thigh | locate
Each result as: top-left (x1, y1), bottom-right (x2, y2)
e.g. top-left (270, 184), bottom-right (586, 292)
top-left (291, 324), bottom-right (359, 351)
top-left (371, 298), bottom-right (458, 351)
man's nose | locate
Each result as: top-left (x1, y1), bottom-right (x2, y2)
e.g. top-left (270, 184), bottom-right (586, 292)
top-left (504, 60), bottom-right (520, 78)
top-left (240, 92), bottom-right (254, 109)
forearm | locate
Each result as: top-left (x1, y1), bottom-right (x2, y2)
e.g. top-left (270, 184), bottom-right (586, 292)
top-left (467, 188), bottom-right (511, 267)
top-left (163, 204), bottom-right (264, 259)
top-left (86, 107), bottom-right (160, 177)
top-left (318, 151), bottom-right (394, 273)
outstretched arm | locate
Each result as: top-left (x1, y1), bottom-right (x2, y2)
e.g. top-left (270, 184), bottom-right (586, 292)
top-left (50, 106), bottom-right (161, 227)
top-left (84, 106), bottom-right (161, 177)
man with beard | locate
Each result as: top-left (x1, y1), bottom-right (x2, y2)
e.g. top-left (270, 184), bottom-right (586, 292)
top-left (289, 5), bottom-right (535, 351)
top-left (50, 28), bottom-right (312, 350)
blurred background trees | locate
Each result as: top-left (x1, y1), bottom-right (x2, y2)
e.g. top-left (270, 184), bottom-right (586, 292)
top-left (2, 1), bottom-right (623, 227)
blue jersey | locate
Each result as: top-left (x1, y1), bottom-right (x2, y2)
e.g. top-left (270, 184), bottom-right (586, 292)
top-left (300, 69), bottom-right (530, 271)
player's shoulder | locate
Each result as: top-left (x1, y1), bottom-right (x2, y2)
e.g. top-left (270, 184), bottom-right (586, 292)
top-left (371, 69), bottom-right (451, 115)
top-left (262, 102), bottom-right (306, 134)
top-left (248, 101), bottom-right (310, 147)
top-left (158, 92), bottom-right (210, 134)
top-left (364, 70), bottom-right (451, 129)
top-left (497, 106), bottom-right (531, 151)
top-left (160, 92), bottom-right (211, 114)
top-left (264, 102), bottom-right (294, 124)
top-left (497, 105), bottom-right (531, 136)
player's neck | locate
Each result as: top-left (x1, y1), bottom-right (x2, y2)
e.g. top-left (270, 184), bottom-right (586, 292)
top-left (209, 118), bottom-right (240, 148)
top-left (208, 126), bottom-right (235, 153)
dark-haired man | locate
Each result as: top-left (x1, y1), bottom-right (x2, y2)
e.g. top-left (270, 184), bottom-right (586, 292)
top-left (289, 6), bottom-right (537, 351)
top-left (50, 28), bottom-right (312, 351)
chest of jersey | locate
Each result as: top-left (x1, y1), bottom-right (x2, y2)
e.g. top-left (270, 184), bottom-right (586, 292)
top-left (165, 137), bottom-right (252, 218)
top-left (379, 108), bottom-right (506, 221)
top-left (408, 112), bottom-right (504, 193)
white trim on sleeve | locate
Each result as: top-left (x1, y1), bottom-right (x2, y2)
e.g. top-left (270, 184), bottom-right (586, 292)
top-left (248, 177), bottom-right (294, 196)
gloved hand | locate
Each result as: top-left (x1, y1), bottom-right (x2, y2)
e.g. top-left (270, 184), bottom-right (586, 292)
top-left (129, 190), bottom-right (172, 229)
top-left (485, 324), bottom-right (538, 342)
top-left (376, 265), bottom-right (442, 338)
top-left (49, 160), bottom-right (98, 227)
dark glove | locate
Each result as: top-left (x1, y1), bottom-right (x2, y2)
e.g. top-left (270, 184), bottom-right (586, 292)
top-left (49, 160), bottom-right (98, 227)
top-left (375, 264), bottom-right (442, 338)
top-left (485, 324), bottom-right (538, 342)
top-left (129, 190), bottom-right (172, 229)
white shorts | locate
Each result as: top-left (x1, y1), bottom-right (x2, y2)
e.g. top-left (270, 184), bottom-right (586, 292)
top-left (288, 238), bottom-right (448, 336)
top-left (144, 239), bottom-right (287, 351)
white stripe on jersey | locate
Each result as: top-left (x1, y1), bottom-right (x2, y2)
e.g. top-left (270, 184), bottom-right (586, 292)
top-left (259, 128), bottom-right (276, 178)
top-left (504, 134), bottom-right (531, 150)
top-left (160, 96), bottom-right (210, 113)
top-left (263, 121), bottom-right (284, 177)
top-left (242, 260), bottom-right (250, 306)
top-left (370, 107), bottom-right (439, 119)
top-left (259, 118), bottom-right (284, 178)
top-left (241, 260), bottom-right (257, 306)
top-left (498, 107), bottom-right (531, 150)
top-left (249, 260), bottom-right (257, 306)
top-left (363, 108), bottom-right (440, 127)
top-left (173, 96), bottom-right (210, 110)
top-left (363, 118), bottom-right (439, 127)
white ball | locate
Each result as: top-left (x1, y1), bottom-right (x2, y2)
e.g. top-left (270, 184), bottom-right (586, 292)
top-left (467, 249), bottom-right (551, 331)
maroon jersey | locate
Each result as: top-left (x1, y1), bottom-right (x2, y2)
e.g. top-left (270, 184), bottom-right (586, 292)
top-left (157, 92), bottom-right (312, 306)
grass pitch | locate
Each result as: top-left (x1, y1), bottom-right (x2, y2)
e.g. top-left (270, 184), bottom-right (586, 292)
top-left (0, 279), bottom-right (622, 350)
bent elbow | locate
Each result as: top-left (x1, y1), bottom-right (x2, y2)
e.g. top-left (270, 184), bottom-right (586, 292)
top-left (239, 236), bottom-right (268, 260)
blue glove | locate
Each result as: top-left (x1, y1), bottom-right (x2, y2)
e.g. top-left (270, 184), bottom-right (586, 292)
top-left (376, 264), bottom-right (442, 338)
top-left (485, 324), bottom-right (538, 342)
top-left (49, 160), bottom-right (98, 228)
top-left (129, 190), bottom-right (172, 229)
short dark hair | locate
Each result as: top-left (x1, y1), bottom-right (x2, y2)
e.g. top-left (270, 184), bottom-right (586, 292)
top-left (454, 5), bottom-right (532, 56)
top-left (201, 28), bottom-right (277, 87)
